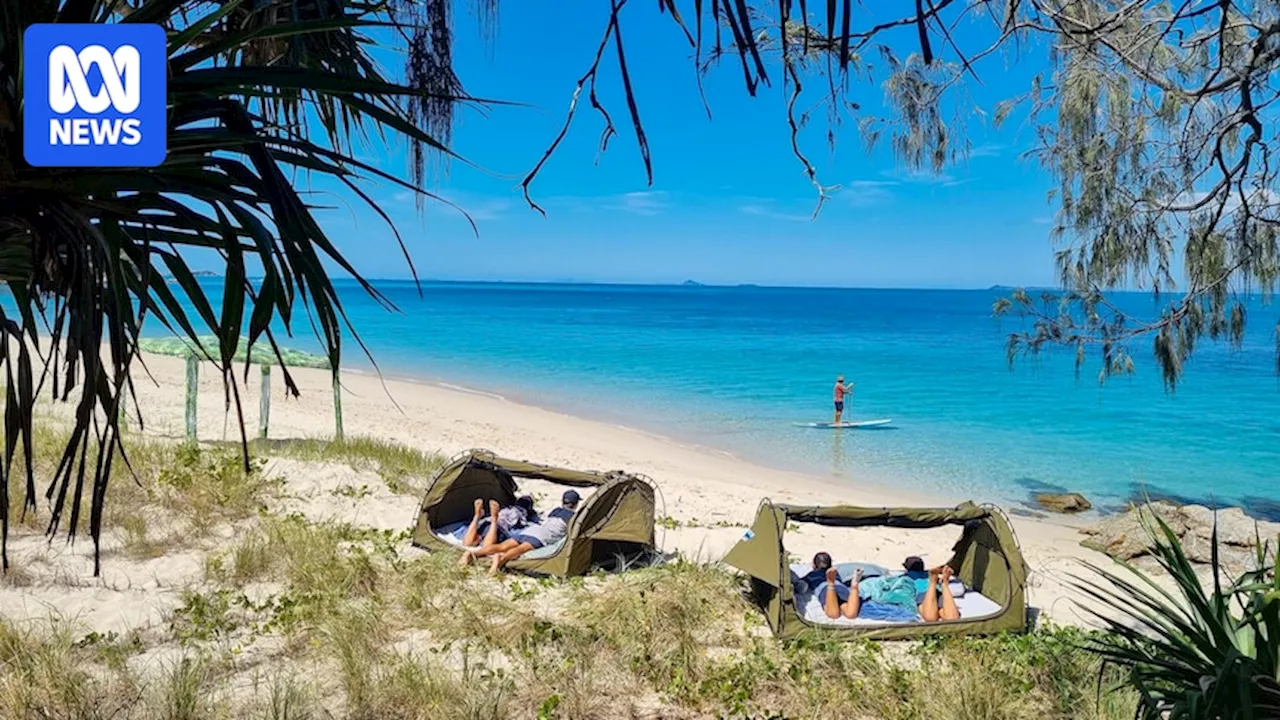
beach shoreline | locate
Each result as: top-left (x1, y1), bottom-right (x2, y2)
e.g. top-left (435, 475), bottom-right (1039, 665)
top-left (120, 350), bottom-right (1109, 622)
top-left (341, 365), bottom-right (977, 508)
top-left (342, 363), bottom-right (1102, 528)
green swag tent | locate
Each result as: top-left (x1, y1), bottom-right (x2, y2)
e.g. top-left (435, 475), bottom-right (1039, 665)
top-left (724, 500), bottom-right (1029, 641)
top-left (411, 449), bottom-right (658, 577)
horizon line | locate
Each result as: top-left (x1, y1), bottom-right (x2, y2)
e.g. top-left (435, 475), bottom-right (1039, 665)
top-left (199, 275), bottom-right (1068, 293)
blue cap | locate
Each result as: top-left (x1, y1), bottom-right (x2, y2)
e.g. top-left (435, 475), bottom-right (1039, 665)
top-left (562, 490), bottom-right (581, 505)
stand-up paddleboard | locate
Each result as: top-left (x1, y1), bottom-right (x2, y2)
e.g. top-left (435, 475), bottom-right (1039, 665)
top-left (793, 419), bottom-right (893, 429)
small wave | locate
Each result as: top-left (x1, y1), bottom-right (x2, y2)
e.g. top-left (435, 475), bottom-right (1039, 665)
top-left (436, 382), bottom-right (507, 402)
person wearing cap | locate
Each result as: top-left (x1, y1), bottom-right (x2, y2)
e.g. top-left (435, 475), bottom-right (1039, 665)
top-left (833, 375), bottom-right (855, 425)
top-left (460, 489), bottom-right (582, 575)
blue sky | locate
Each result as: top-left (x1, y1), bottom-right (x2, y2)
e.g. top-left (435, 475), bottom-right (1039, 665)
top-left (272, 4), bottom-right (1063, 288)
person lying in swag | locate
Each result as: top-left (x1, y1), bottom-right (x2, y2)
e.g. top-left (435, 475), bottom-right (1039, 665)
top-left (458, 494), bottom-right (535, 547)
top-left (806, 552), bottom-right (961, 622)
top-left (459, 490), bottom-right (581, 575)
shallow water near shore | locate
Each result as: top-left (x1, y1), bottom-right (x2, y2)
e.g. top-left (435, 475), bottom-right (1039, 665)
top-left (140, 280), bottom-right (1278, 516)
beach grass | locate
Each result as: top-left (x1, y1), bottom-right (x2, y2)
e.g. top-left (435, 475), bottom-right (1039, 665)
top-left (11, 421), bottom-right (280, 545)
top-left (0, 423), bottom-right (1139, 719)
top-left (242, 435), bottom-right (446, 495)
top-left (0, 619), bottom-right (142, 720)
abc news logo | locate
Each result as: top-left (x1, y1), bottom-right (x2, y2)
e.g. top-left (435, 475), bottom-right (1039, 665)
top-left (23, 24), bottom-right (166, 167)
top-left (48, 44), bottom-right (144, 147)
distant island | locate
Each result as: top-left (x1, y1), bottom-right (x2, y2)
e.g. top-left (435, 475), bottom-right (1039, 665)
top-left (987, 285), bottom-right (1063, 293)
top-left (682, 280), bottom-right (705, 287)
top-left (163, 270), bottom-right (220, 284)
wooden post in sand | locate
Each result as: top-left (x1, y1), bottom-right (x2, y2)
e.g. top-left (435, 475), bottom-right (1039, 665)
top-left (184, 353), bottom-right (198, 442)
top-left (259, 364), bottom-right (271, 440)
top-left (332, 370), bottom-right (344, 441)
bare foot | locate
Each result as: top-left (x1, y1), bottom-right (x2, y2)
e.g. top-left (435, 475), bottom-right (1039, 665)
top-left (940, 566), bottom-right (954, 583)
top-left (825, 567), bottom-right (837, 584)
top-left (458, 551), bottom-right (475, 568)
top-left (488, 499), bottom-right (500, 516)
top-left (928, 566), bottom-right (942, 583)
top-left (473, 499), bottom-right (484, 518)
top-left (488, 554), bottom-right (502, 577)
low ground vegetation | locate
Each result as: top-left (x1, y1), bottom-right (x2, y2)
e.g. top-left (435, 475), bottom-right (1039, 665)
top-left (0, 423), bottom-right (1139, 719)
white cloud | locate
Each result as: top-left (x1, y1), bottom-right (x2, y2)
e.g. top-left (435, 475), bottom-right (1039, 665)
top-left (451, 197), bottom-right (512, 222)
top-left (838, 167), bottom-right (974, 206)
top-left (538, 190), bottom-right (670, 216)
top-left (1192, 187), bottom-right (1279, 206)
top-left (969, 143), bottom-right (1006, 158)
top-left (887, 168), bottom-right (971, 187)
top-left (391, 189), bottom-right (513, 222)
top-left (609, 190), bottom-right (668, 215)
top-left (840, 180), bottom-right (898, 207)
top-left (739, 203), bottom-right (812, 222)
top-left (1165, 187), bottom-right (1280, 220)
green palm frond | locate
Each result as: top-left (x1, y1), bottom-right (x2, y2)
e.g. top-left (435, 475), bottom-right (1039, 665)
top-left (0, 0), bottom-right (495, 573)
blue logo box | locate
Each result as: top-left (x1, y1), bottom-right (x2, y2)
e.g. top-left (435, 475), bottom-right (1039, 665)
top-left (23, 23), bottom-right (167, 168)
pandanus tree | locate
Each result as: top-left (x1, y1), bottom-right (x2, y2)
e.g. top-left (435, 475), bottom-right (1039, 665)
top-left (0, 0), bottom-right (492, 572)
top-left (3, 1), bottom-right (1280, 575)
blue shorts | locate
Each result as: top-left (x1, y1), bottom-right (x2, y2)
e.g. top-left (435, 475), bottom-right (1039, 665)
top-left (834, 401), bottom-right (844, 412)
top-left (511, 534), bottom-right (544, 549)
top-left (813, 582), bottom-right (852, 602)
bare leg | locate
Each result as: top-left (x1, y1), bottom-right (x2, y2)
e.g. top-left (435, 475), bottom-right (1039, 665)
top-left (460, 498), bottom-right (485, 547)
top-left (834, 405), bottom-right (842, 425)
top-left (458, 499), bottom-right (487, 567)
top-left (822, 568), bottom-right (842, 619)
top-left (489, 542), bottom-right (536, 576)
top-left (481, 499), bottom-right (502, 548)
top-left (473, 538), bottom-right (518, 559)
top-left (842, 569), bottom-right (863, 618)
top-left (918, 567), bottom-right (942, 622)
top-left (938, 566), bottom-right (960, 621)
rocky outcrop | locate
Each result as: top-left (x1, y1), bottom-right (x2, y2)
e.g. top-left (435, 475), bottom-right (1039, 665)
top-left (1081, 502), bottom-right (1279, 572)
top-left (1034, 492), bottom-right (1093, 513)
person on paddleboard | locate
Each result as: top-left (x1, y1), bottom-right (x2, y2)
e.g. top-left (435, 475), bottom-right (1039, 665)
top-left (833, 375), bottom-right (854, 425)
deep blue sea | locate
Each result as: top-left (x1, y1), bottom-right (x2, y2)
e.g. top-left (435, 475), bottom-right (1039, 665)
top-left (143, 280), bottom-right (1279, 516)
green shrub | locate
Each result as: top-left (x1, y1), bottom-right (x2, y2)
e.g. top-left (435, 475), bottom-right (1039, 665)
top-left (1078, 514), bottom-right (1280, 719)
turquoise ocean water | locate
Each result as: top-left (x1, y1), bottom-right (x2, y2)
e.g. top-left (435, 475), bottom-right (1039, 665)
top-left (145, 280), bottom-right (1278, 516)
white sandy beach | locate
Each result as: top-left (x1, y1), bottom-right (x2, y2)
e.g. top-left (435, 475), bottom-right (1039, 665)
top-left (0, 349), bottom-right (1126, 648)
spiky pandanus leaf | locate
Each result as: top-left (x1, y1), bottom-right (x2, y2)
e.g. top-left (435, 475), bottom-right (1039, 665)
top-left (0, 0), bottom-right (496, 573)
top-left (1075, 509), bottom-right (1280, 718)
